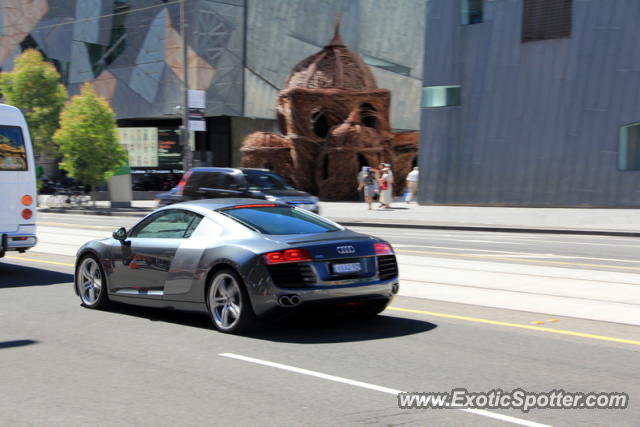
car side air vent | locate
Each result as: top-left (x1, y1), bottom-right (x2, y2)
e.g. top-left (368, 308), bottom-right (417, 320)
top-left (377, 255), bottom-right (398, 281)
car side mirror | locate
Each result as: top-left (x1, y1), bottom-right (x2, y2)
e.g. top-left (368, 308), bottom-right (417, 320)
top-left (113, 227), bottom-right (127, 241)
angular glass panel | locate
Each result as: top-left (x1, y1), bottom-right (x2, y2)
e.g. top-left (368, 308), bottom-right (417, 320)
top-left (461, 0), bottom-right (484, 25)
top-left (363, 55), bottom-right (411, 76)
top-left (422, 86), bottom-right (461, 107)
top-left (619, 124), bottom-right (640, 171)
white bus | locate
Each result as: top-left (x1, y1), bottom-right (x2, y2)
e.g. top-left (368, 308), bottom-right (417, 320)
top-left (0, 104), bottom-right (37, 258)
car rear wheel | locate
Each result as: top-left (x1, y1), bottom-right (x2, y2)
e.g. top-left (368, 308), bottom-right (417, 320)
top-left (76, 255), bottom-right (109, 309)
top-left (207, 269), bottom-right (256, 334)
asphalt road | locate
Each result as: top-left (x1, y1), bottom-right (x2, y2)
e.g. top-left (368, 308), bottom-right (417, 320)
top-left (31, 212), bottom-right (640, 324)
top-left (1, 212), bottom-right (639, 426)
top-left (33, 212), bottom-right (640, 265)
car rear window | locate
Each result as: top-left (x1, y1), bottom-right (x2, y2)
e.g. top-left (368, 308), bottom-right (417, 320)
top-left (221, 206), bottom-right (340, 234)
top-left (0, 125), bottom-right (27, 171)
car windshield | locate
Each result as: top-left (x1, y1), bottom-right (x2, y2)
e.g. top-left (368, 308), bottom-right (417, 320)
top-left (221, 206), bottom-right (340, 234)
top-left (243, 171), bottom-right (294, 191)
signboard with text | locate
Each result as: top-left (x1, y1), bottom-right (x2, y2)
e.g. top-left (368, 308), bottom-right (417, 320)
top-left (157, 128), bottom-right (196, 168)
top-left (117, 127), bottom-right (158, 167)
top-left (117, 127), bottom-right (195, 170)
top-left (188, 109), bottom-right (206, 131)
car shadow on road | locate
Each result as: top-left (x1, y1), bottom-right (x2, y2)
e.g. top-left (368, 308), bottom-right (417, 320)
top-left (102, 303), bottom-right (438, 342)
top-left (0, 263), bottom-right (73, 288)
top-left (104, 303), bottom-right (213, 330)
top-left (249, 314), bottom-right (437, 344)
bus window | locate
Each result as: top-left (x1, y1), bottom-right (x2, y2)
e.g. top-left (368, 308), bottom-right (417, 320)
top-left (0, 126), bottom-right (27, 171)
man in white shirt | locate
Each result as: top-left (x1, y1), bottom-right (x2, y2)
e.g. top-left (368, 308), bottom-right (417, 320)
top-left (405, 166), bottom-right (419, 203)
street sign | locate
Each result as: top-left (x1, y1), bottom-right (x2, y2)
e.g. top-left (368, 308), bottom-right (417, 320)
top-left (188, 109), bottom-right (206, 131)
top-left (188, 90), bottom-right (206, 109)
top-left (189, 119), bottom-right (206, 132)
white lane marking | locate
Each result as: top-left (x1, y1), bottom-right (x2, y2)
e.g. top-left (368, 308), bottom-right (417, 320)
top-left (392, 244), bottom-right (545, 255)
top-left (397, 280), bottom-right (640, 326)
top-left (39, 221), bottom-right (115, 231)
top-left (393, 244), bottom-right (640, 264)
top-left (464, 239), bottom-right (519, 244)
top-left (544, 255), bottom-right (640, 264)
top-left (353, 228), bottom-right (640, 247)
top-left (472, 254), bottom-right (559, 259)
top-left (219, 353), bottom-right (550, 427)
top-left (397, 254), bottom-right (640, 285)
top-left (39, 212), bottom-right (139, 222)
top-left (407, 235), bottom-right (640, 248)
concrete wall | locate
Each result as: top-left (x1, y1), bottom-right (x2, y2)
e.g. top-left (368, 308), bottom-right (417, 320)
top-left (419, 0), bottom-right (640, 207)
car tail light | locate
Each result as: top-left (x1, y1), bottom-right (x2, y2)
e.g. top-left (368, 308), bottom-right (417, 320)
top-left (176, 170), bottom-right (192, 196)
top-left (22, 209), bottom-right (33, 220)
top-left (374, 242), bottom-right (394, 255)
top-left (21, 195), bottom-right (33, 206)
top-left (263, 248), bottom-right (312, 264)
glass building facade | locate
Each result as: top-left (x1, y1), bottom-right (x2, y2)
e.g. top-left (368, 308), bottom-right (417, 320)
top-left (0, 0), bottom-right (425, 188)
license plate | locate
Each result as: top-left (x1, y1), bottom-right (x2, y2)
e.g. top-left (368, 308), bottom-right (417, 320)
top-left (332, 262), bottom-right (362, 274)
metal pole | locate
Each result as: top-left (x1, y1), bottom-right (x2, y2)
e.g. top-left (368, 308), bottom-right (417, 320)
top-left (180, 0), bottom-right (192, 171)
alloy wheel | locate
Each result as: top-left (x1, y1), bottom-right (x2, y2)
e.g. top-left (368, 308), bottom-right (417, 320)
top-left (78, 257), bottom-right (103, 306)
top-left (209, 272), bottom-right (243, 331)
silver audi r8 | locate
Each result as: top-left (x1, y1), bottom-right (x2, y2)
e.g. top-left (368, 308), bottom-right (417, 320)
top-left (74, 199), bottom-right (399, 333)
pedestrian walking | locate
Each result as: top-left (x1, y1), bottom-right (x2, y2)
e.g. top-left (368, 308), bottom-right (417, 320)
top-left (357, 167), bottom-right (377, 210)
top-left (378, 167), bottom-right (393, 208)
top-left (383, 163), bottom-right (393, 180)
top-left (357, 166), bottom-right (367, 201)
top-left (384, 163), bottom-right (394, 194)
top-left (405, 166), bottom-right (419, 203)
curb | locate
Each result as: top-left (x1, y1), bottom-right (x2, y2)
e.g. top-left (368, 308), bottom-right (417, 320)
top-left (336, 221), bottom-right (640, 238)
top-left (37, 208), bottom-right (640, 238)
top-left (38, 208), bottom-right (151, 218)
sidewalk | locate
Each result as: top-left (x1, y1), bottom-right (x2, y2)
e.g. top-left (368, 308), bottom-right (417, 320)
top-left (326, 201), bottom-right (640, 236)
top-left (37, 198), bottom-right (640, 236)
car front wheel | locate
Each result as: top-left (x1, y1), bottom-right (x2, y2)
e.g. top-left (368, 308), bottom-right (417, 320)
top-left (76, 255), bottom-right (109, 309)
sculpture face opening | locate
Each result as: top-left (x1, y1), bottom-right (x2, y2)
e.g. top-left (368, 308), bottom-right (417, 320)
top-left (241, 22), bottom-right (418, 201)
top-left (359, 103), bottom-right (378, 129)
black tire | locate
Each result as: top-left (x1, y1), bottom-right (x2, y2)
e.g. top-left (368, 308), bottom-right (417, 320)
top-left (206, 268), bottom-right (257, 334)
top-left (76, 255), bottom-right (110, 309)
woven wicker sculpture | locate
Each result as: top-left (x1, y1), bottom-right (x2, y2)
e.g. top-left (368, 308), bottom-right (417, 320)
top-left (241, 22), bottom-right (418, 200)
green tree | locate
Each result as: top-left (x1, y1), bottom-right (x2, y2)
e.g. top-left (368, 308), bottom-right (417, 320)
top-left (0, 49), bottom-right (67, 157)
top-left (54, 83), bottom-right (127, 206)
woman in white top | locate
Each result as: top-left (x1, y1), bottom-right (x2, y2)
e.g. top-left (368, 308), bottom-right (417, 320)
top-left (378, 168), bottom-right (393, 208)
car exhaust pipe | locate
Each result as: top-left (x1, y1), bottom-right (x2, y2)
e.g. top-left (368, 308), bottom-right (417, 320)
top-left (392, 283), bottom-right (399, 294)
top-left (278, 294), bottom-right (301, 307)
top-left (278, 295), bottom-right (291, 306)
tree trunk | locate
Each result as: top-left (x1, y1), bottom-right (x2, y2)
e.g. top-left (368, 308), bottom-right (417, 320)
top-left (92, 184), bottom-right (97, 208)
